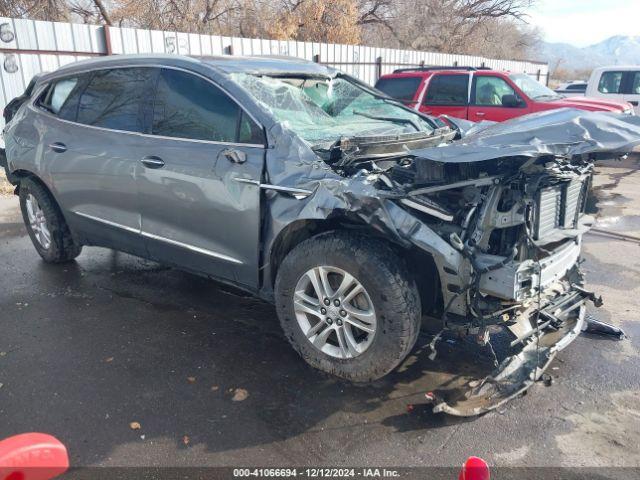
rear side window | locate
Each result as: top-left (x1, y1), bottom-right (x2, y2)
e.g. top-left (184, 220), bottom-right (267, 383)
top-left (598, 71), bottom-right (623, 94)
top-left (374, 77), bottom-right (421, 102)
top-left (76, 67), bottom-right (156, 132)
top-left (566, 84), bottom-right (586, 91)
top-left (152, 68), bottom-right (263, 144)
top-left (38, 77), bottom-right (83, 121)
top-left (424, 74), bottom-right (468, 106)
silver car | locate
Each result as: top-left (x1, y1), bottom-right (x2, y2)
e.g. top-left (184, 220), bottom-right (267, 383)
top-left (3, 54), bottom-right (639, 415)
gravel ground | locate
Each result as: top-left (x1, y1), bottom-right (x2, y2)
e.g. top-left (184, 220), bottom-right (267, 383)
top-left (0, 159), bottom-right (639, 477)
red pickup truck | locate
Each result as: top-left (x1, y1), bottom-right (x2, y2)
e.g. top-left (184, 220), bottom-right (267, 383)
top-left (374, 67), bottom-right (634, 122)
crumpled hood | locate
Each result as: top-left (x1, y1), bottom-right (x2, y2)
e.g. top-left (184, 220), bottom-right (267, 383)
top-left (411, 108), bottom-right (640, 164)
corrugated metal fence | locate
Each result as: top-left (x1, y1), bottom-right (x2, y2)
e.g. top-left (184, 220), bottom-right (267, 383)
top-left (0, 17), bottom-right (549, 120)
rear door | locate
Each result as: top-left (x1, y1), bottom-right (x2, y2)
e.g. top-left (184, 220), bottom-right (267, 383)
top-left (419, 73), bottom-right (469, 119)
top-left (138, 67), bottom-right (266, 287)
top-left (374, 75), bottom-right (423, 109)
top-left (38, 67), bottom-right (157, 256)
top-left (622, 70), bottom-right (640, 114)
top-left (468, 74), bottom-right (528, 122)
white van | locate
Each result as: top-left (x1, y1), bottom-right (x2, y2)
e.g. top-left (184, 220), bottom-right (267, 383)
top-left (586, 66), bottom-right (640, 114)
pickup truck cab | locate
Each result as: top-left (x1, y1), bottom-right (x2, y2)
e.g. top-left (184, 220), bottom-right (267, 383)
top-left (375, 67), bottom-right (633, 122)
top-left (585, 66), bottom-right (640, 115)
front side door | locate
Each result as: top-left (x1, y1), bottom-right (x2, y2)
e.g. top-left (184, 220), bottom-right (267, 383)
top-left (419, 73), bottom-right (469, 120)
top-left (138, 68), bottom-right (265, 287)
top-left (593, 70), bottom-right (626, 104)
top-left (38, 67), bottom-right (157, 256)
top-left (468, 75), bottom-right (528, 122)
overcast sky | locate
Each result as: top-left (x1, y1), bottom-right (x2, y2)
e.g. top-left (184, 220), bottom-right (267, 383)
top-left (528, 0), bottom-right (640, 47)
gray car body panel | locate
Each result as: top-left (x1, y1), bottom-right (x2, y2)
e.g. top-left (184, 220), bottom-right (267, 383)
top-left (4, 55), bottom-right (290, 289)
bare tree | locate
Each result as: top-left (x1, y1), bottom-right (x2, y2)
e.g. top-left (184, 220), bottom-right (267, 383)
top-left (267, 0), bottom-right (361, 44)
top-left (67, 0), bottom-right (111, 24)
top-left (361, 0), bottom-right (538, 59)
top-left (0, 0), bottom-right (71, 21)
top-left (93, 0), bottom-right (111, 24)
top-left (103, 0), bottom-right (242, 33)
top-left (357, 0), bottom-right (394, 27)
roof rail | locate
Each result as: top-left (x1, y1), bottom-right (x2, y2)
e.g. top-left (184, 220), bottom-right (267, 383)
top-left (392, 66), bottom-right (492, 73)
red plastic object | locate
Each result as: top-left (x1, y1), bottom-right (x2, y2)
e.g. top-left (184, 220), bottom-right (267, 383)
top-left (0, 433), bottom-right (69, 480)
top-left (459, 456), bottom-right (490, 480)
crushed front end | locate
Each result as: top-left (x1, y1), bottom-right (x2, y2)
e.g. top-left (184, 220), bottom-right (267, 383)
top-left (245, 71), bottom-right (640, 415)
top-left (399, 154), bottom-right (602, 415)
top-left (375, 110), bottom-right (640, 416)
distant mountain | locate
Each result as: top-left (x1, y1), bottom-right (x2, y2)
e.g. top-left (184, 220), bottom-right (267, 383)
top-left (533, 35), bottom-right (640, 77)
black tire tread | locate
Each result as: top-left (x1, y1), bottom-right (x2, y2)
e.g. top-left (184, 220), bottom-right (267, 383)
top-left (19, 177), bottom-right (82, 263)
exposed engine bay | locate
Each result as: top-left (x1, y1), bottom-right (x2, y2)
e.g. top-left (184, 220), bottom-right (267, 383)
top-left (335, 144), bottom-right (600, 414)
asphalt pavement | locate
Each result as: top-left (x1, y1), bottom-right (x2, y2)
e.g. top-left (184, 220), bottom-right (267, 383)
top-left (1, 159), bottom-right (639, 474)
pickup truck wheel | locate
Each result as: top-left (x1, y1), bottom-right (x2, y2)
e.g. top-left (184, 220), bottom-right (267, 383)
top-left (275, 231), bottom-right (421, 382)
top-left (19, 178), bottom-right (82, 263)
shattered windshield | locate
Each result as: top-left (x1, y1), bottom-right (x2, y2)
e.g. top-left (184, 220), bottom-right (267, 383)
top-left (230, 73), bottom-right (435, 146)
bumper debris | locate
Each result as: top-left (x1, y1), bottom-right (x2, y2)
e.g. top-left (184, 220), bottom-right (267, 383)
top-left (428, 285), bottom-right (599, 416)
top-left (583, 315), bottom-right (626, 340)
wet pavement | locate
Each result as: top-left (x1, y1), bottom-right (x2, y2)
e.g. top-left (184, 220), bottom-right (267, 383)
top-left (0, 159), bottom-right (639, 471)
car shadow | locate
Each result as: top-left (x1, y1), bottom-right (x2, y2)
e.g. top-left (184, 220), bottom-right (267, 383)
top-left (5, 247), bottom-right (501, 466)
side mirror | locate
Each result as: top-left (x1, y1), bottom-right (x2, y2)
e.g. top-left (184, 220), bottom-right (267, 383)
top-left (502, 94), bottom-right (525, 108)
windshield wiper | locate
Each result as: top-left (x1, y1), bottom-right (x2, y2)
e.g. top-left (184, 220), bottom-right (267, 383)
top-left (352, 110), bottom-right (421, 131)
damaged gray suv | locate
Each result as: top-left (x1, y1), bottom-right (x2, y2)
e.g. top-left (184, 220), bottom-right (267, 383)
top-left (4, 55), bottom-right (640, 413)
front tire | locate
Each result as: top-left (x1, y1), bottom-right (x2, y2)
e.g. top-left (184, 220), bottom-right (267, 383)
top-left (19, 177), bottom-right (82, 263)
top-left (275, 231), bottom-right (421, 382)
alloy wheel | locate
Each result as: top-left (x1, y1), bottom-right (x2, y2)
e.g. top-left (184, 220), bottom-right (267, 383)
top-left (25, 194), bottom-right (51, 250)
top-left (293, 266), bottom-right (377, 359)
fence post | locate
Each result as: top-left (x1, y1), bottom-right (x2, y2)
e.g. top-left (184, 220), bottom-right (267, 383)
top-left (103, 24), bottom-right (112, 56)
top-left (375, 56), bottom-right (382, 82)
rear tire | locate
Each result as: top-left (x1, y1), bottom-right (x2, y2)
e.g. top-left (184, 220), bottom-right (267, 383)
top-left (275, 231), bottom-right (421, 382)
top-left (19, 177), bottom-right (82, 263)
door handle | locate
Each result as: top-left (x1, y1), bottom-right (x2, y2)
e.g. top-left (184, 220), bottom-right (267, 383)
top-left (141, 156), bottom-right (165, 169)
top-left (475, 112), bottom-right (485, 117)
top-left (48, 142), bottom-right (67, 153)
top-left (221, 148), bottom-right (246, 164)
